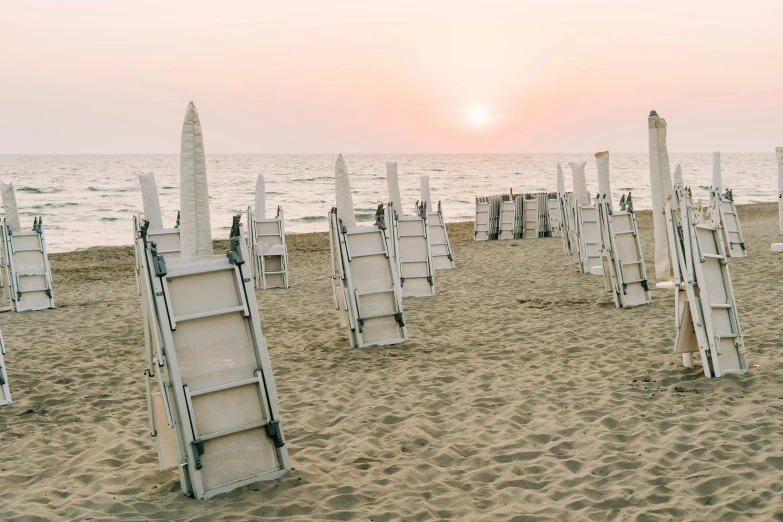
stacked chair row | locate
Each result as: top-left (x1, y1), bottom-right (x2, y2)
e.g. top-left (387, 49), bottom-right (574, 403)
top-left (474, 191), bottom-right (560, 241)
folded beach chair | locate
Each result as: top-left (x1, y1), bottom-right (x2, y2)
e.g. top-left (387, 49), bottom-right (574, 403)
top-left (385, 163), bottom-right (435, 296)
top-left (1, 217), bottom-right (55, 312)
top-left (136, 101), bottom-right (290, 499)
top-left (712, 188), bottom-right (746, 258)
top-left (598, 194), bottom-right (651, 308)
top-left (0, 329), bottom-right (10, 406)
top-left (522, 193), bottom-right (540, 238)
top-left (329, 205), bottom-right (408, 347)
top-left (575, 198), bottom-right (602, 274)
top-left (558, 192), bottom-right (574, 256)
top-left (247, 206), bottom-right (288, 290)
top-left (498, 194), bottom-right (515, 240)
top-left (424, 202), bottom-right (454, 270)
top-left (138, 219), bottom-right (290, 498)
top-left (547, 193), bottom-right (561, 238)
top-left (419, 176), bottom-right (454, 269)
top-left (665, 186), bottom-right (748, 377)
top-left (474, 197), bottom-right (490, 240)
top-left (387, 202), bottom-right (435, 297)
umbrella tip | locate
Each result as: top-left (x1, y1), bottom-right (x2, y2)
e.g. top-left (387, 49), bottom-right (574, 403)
top-left (649, 110), bottom-right (658, 117)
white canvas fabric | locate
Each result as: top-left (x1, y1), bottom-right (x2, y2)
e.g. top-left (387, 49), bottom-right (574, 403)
top-left (673, 164), bottom-right (684, 189)
top-left (335, 154), bottom-right (356, 227)
top-left (254, 173), bottom-right (266, 219)
top-left (556, 163), bottom-right (565, 196)
top-left (138, 173), bottom-right (164, 230)
top-left (648, 111), bottom-right (674, 281)
top-left (595, 151), bottom-right (612, 209)
top-left (420, 175), bottom-right (432, 210)
top-left (777, 147), bottom-right (783, 234)
top-left (569, 162), bottom-right (589, 205)
top-left (0, 182), bottom-right (21, 232)
top-left (713, 152), bottom-right (721, 193)
top-left (386, 162), bottom-right (404, 215)
top-left (179, 101), bottom-right (213, 257)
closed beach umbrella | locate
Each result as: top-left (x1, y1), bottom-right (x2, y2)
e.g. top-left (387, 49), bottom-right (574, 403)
top-left (138, 173), bottom-right (163, 230)
top-left (254, 173), bottom-right (266, 219)
top-left (713, 152), bottom-right (721, 193)
top-left (595, 151), bottom-right (612, 209)
top-left (776, 147), bottom-right (783, 234)
top-left (648, 110), bottom-right (674, 281)
top-left (569, 161), bottom-right (589, 205)
top-left (420, 175), bottom-right (432, 210)
top-left (386, 162), bottom-right (403, 215)
top-left (0, 182), bottom-right (22, 232)
top-left (179, 101), bottom-right (213, 257)
top-left (556, 163), bottom-right (565, 196)
top-left (335, 154), bottom-right (356, 227)
top-left (673, 164), bottom-right (684, 189)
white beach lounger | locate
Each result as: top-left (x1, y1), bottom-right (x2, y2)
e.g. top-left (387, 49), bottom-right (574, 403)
top-left (419, 177), bottom-right (454, 269)
top-left (712, 189), bottom-right (746, 258)
top-left (1, 217), bottom-right (55, 312)
top-left (598, 194), bottom-right (651, 308)
top-left (247, 206), bottom-right (289, 289)
top-left (547, 194), bottom-right (561, 237)
top-left (498, 195), bottom-right (516, 240)
top-left (558, 192), bottom-right (574, 256)
top-left (329, 205), bottom-right (408, 348)
top-left (474, 197), bottom-right (490, 240)
top-left (575, 201), bottom-right (602, 274)
top-left (665, 186), bottom-right (748, 378)
top-left (385, 164), bottom-right (435, 296)
top-left (388, 203), bottom-right (435, 297)
top-left (0, 329), bottom-right (10, 406)
top-left (522, 194), bottom-right (540, 238)
top-left (138, 219), bottom-right (290, 498)
top-left (424, 202), bottom-right (455, 270)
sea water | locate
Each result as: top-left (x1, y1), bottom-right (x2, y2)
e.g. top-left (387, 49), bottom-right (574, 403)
top-left (0, 153), bottom-right (777, 252)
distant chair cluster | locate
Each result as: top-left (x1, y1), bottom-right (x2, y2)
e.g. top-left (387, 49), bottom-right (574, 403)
top-left (474, 191), bottom-right (560, 240)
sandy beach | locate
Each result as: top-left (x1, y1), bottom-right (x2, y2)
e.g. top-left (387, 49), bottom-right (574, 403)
top-left (2, 202), bottom-right (783, 521)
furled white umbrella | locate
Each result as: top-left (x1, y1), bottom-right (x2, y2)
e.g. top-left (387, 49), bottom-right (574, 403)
top-left (777, 147), bottom-right (783, 234)
top-left (556, 163), bottom-right (565, 196)
top-left (138, 173), bottom-right (164, 230)
top-left (179, 101), bottom-right (213, 257)
top-left (673, 164), bottom-right (684, 189)
top-left (713, 152), bottom-right (722, 193)
top-left (254, 173), bottom-right (266, 219)
top-left (386, 162), bottom-right (404, 215)
top-left (0, 182), bottom-right (21, 232)
top-left (648, 110), bottom-right (674, 281)
top-left (420, 175), bottom-right (432, 210)
top-left (335, 154), bottom-right (356, 227)
top-left (569, 161), bottom-right (589, 205)
top-left (595, 151), bottom-right (612, 209)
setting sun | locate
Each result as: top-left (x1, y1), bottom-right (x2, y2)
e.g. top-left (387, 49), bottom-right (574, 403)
top-left (470, 107), bottom-right (486, 122)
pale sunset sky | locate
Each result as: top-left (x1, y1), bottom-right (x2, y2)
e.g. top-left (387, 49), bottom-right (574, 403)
top-left (1, 0), bottom-right (781, 153)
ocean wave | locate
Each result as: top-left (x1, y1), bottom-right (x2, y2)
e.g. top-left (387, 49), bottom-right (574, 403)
top-left (32, 202), bottom-right (79, 209)
top-left (88, 186), bottom-right (141, 192)
top-left (293, 215), bottom-right (327, 223)
top-left (18, 186), bottom-right (61, 194)
top-left (100, 217), bottom-right (119, 221)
